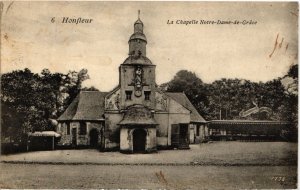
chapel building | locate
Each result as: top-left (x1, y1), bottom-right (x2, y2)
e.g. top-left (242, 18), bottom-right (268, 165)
top-left (57, 13), bottom-right (207, 153)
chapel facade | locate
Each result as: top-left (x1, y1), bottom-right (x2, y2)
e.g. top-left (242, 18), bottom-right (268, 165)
top-left (57, 13), bottom-right (206, 153)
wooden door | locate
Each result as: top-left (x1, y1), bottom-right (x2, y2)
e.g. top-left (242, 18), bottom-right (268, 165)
top-left (179, 124), bottom-right (189, 148)
top-left (72, 128), bottom-right (77, 146)
top-left (133, 129), bottom-right (146, 153)
top-left (171, 124), bottom-right (180, 147)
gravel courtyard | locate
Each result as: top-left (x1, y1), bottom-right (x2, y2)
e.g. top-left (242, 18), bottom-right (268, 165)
top-left (0, 142), bottom-right (297, 189)
top-left (1, 142), bottom-right (297, 165)
top-left (0, 164), bottom-right (297, 189)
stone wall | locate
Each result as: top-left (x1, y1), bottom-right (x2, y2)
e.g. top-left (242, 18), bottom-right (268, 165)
top-left (146, 128), bottom-right (157, 152)
top-left (57, 122), bottom-right (72, 146)
top-left (57, 121), bottom-right (103, 147)
top-left (191, 123), bottom-right (209, 143)
top-left (104, 112), bottom-right (123, 150)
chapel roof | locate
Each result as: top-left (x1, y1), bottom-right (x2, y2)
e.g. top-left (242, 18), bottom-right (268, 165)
top-left (57, 91), bottom-right (108, 121)
top-left (122, 55), bottom-right (153, 65)
top-left (129, 32), bottom-right (147, 42)
top-left (58, 91), bottom-right (205, 123)
top-left (118, 104), bottom-right (158, 125)
top-left (209, 120), bottom-right (291, 124)
top-left (165, 92), bottom-right (206, 123)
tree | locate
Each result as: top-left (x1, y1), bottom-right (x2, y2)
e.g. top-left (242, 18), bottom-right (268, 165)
top-left (81, 86), bottom-right (99, 91)
top-left (64, 69), bottom-right (90, 106)
top-left (1, 68), bottom-right (90, 141)
top-left (163, 70), bottom-right (210, 119)
top-left (206, 78), bottom-right (247, 120)
top-left (1, 68), bottom-right (47, 132)
top-left (1, 101), bottom-right (26, 142)
top-left (161, 67), bottom-right (298, 123)
top-left (287, 64), bottom-right (298, 79)
top-left (276, 64), bottom-right (298, 125)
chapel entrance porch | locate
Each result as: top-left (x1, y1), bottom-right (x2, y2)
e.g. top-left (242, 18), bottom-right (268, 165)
top-left (118, 104), bottom-right (158, 154)
top-left (119, 125), bottom-right (157, 154)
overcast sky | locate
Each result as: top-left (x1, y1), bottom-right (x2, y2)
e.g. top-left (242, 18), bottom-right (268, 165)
top-left (1, 2), bottom-right (298, 91)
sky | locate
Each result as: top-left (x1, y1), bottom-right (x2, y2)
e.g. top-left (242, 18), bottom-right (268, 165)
top-left (1, 2), bottom-right (298, 92)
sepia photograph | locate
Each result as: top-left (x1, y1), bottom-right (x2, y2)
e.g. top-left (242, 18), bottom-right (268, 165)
top-left (0, 1), bottom-right (298, 189)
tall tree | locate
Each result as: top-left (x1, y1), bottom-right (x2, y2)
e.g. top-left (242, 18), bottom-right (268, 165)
top-left (1, 68), bottom-right (90, 141)
top-left (64, 69), bottom-right (90, 106)
top-left (164, 70), bottom-right (210, 119)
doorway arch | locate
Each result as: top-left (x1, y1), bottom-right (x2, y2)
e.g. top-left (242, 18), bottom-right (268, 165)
top-left (132, 128), bottom-right (147, 153)
top-left (89, 129), bottom-right (99, 148)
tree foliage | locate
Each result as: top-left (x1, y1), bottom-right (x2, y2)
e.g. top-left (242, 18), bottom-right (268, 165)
top-left (162, 65), bottom-right (298, 124)
top-left (287, 64), bottom-right (298, 79)
top-left (165, 70), bottom-right (210, 119)
top-left (1, 68), bottom-right (91, 141)
top-left (81, 86), bottom-right (99, 91)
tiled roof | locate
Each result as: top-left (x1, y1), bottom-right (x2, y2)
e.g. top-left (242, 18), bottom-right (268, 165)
top-left (209, 120), bottom-right (291, 124)
top-left (165, 92), bottom-right (206, 123)
top-left (129, 32), bottom-right (147, 42)
top-left (58, 91), bottom-right (206, 123)
top-left (122, 56), bottom-right (153, 65)
top-left (118, 104), bottom-right (157, 125)
top-left (58, 91), bottom-right (108, 121)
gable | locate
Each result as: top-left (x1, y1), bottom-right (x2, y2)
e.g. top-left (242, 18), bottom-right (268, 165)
top-left (168, 96), bottom-right (190, 114)
top-left (155, 90), bottom-right (168, 111)
top-left (57, 95), bottom-right (80, 120)
top-left (165, 92), bottom-right (206, 123)
top-left (155, 90), bottom-right (190, 114)
top-left (105, 86), bottom-right (121, 110)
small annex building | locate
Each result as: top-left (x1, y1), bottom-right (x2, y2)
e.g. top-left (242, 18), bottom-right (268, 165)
top-left (57, 13), bottom-right (206, 153)
top-left (165, 93), bottom-right (208, 144)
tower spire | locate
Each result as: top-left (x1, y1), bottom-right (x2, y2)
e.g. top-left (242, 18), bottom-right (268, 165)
top-left (128, 11), bottom-right (147, 57)
top-left (133, 10), bottom-right (144, 34)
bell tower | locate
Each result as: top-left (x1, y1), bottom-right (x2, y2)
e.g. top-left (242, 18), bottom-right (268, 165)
top-left (119, 11), bottom-right (156, 110)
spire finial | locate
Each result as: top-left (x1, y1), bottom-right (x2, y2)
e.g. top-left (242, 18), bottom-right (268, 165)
top-left (138, 10), bottom-right (140, 19)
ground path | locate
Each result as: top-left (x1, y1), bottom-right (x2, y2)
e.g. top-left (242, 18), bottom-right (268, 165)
top-left (0, 142), bottom-right (297, 189)
top-left (0, 164), bottom-right (297, 189)
top-left (1, 142), bottom-right (297, 165)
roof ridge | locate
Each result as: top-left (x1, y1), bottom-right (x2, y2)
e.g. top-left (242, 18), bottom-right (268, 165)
top-left (105, 85), bottom-right (120, 98)
top-left (81, 91), bottom-right (97, 93)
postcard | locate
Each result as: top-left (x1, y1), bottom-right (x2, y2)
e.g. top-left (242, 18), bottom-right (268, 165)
top-left (1, 1), bottom-right (298, 189)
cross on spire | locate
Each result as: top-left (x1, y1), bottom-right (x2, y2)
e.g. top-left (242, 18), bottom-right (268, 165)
top-left (138, 10), bottom-right (140, 19)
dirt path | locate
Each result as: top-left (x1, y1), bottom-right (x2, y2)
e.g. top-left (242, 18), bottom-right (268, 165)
top-left (0, 163), bottom-right (297, 189)
top-left (1, 142), bottom-right (297, 165)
